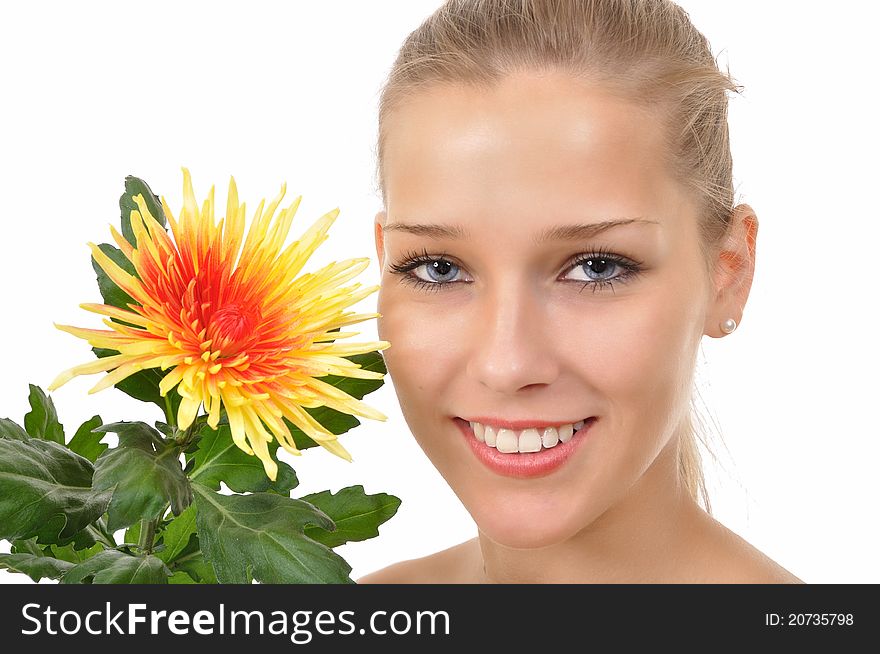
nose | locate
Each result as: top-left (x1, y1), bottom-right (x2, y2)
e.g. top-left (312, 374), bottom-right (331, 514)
top-left (465, 280), bottom-right (560, 394)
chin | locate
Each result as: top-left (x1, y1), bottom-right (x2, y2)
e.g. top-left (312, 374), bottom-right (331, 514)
top-left (470, 500), bottom-right (586, 550)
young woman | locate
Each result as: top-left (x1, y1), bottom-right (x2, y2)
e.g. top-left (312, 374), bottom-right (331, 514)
top-left (359, 0), bottom-right (803, 583)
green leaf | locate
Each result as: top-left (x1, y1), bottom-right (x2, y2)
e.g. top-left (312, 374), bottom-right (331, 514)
top-left (285, 408), bottom-right (359, 452)
top-left (91, 243), bottom-right (139, 316)
top-left (172, 550), bottom-right (217, 584)
top-left (322, 351), bottom-right (387, 400)
top-left (70, 525), bottom-right (98, 549)
top-left (49, 541), bottom-right (104, 564)
top-left (11, 538), bottom-right (44, 556)
top-left (91, 347), bottom-right (182, 417)
top-left (0, 553), bottom-right (74, 582)
top-left (299, 485), bottom-right (402, 549)
top-left (23, 384), bottom-right (65, 444)
top-left (123, 521), bottom-right (141, 546)
top-left (283, 351), bottom-right (387, 451)
top-left (67, 415), bottom-right (108, 462)
top-left (61, 550), bottom-right (171, 584)
top-left (0, 438), bottom-right (111, 544)
top-left (192, 485), bottom-right (354, 584)
top-left (0, 417), bottom-right (29, 441)
top-left (155, 421), bottom-right (176, 438)
top-left (120, 176), bottom-right (166, 248)
top-left (169, 570), bottom-right (197, 584)
top-left (156, 504), bottom-right (197, 563)
top-left (92, 421), bottom-right (192, 531)
top-left (11, 519), bottom-right (103, 555)
top-left (186, 424), bottom-right (298, 494)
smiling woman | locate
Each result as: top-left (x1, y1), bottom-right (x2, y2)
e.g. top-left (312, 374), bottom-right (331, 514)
top-left (357, 0), bottom-right (803, 584)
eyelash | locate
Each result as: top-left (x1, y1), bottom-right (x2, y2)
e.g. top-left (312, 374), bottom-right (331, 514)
top-left (387, 246), bottom-right (645, 295)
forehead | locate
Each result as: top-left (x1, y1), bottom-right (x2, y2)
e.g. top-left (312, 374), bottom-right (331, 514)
top-left (382, 70), bottom-right (686, 228)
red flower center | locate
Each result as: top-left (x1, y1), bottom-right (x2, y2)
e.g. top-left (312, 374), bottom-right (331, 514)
top-left (209, 303), bottom-right (262, 355)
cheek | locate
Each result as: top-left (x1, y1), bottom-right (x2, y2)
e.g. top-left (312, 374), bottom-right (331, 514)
top-left (569, 247), bottom-right (704, 391)
top-left (575, 292), bottom-right (697, 399)
top-left (555, 270), bottom-right (704, 469)
top-left (376, 289), bottom-right (463, 435)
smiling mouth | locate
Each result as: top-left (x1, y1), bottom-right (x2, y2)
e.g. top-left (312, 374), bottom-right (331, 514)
top-left (455, 417), bottom-right (596, 454)
top-left (454, 416), bottom-right (597, 479)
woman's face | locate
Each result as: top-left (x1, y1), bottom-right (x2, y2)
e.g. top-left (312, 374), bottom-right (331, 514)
top-left (374, 70), bottom-right (721, 548)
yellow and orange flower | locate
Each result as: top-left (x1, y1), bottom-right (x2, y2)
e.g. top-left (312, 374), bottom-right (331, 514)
top-left (48, 168), bottom-right (390, 480)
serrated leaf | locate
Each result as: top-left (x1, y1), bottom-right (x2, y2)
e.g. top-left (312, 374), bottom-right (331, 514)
top-left (92, 421), bottom-right (192, 531)
top-left (172, 550), bottom-right (217, 584)
top-left (23, 384), bottom-right (65, 443)
top-left (0, 438), bottom-right (111, 545)
top-left (156, 504), bottom-right (197, 563)
top-left (192, 485), bottom-right (353, 584)
top-left (299, 485), bottom-right (401, 549)
top-left (12, 519), bottom-right (102, 555)
top-left (186, 425), bottom-right (298, 494)
top-left (67, 415), bottom-right (107, 462)
top-left (70, 525), bottom-right (98, 549)
top-left (0, 417), bottom-right (29, 441)
top-left (0, 553), bottom-right (74, 582)
top-left (61, 550), bottom-right (171, 584)
top-left (11, 538), bottom-right (44, 556)
top-left (50, 541), bottom-right (105, 564)
top-left (120, 176), bottom-right (166, 248)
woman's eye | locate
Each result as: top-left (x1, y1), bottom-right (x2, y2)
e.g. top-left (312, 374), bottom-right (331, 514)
top-left (387, 248), bottom-right (643, 294)
top-left (417, 258), bottom-right (462, 284)
top-left (565, 256), bottom-right (620, 283)
top-left (387, 250), bottom-right (466, 293)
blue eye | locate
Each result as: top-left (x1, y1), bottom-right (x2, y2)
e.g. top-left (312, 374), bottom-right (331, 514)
top-left (566, 254), bottom-right (620, 283)
top-left (420, 258), bottom-right (461, 284)
top-left (388, 246), bottom-right (643, 294)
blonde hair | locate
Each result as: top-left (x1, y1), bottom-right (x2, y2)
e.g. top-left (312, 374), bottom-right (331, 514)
top-left (374, 0), bottom-right (744, 514)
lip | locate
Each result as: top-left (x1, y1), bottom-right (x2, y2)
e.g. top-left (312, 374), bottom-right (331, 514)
top-left (454, 417), bottom-right (596, 479)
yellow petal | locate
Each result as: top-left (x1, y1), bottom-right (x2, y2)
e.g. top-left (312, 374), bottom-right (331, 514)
top-left (88, 358), bottom-right (150, 394)
top-left (176, 393), bottom-right (202, 429)
top-left (224, 405), bottom-right (254, 455)
top-left (47, 353), bottom-right (129, 391)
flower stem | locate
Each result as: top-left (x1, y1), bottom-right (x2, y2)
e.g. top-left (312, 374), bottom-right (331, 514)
top-left (138, 518), bottom-right (158, 554)
top-left (163, 394), bottom-right (177, 429)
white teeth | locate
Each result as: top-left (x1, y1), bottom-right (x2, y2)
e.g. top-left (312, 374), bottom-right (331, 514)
top-left (518, 428), bottom-right (542, 453)
top-left (557, 423), bottom-right (574, 443)
top-left (495, 428), bottom-right (519, 453)
top-left (541, 426), bottom-right (559, 448)
top-left (468, 419), bottom-right (591, 452)
top-left (471, 421), bottom-right (485, 443)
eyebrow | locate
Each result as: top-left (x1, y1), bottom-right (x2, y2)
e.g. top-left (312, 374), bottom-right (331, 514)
top-left (383, 218), bottom-right (660, 243)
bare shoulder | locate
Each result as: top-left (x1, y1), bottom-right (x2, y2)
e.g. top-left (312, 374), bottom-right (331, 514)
top-left (692, 512), bottom-right (805, 584)
top-left (357, 538), bottom-right (479, 584)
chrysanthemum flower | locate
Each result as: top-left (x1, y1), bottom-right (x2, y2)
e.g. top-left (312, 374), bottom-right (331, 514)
top-left (48, 168), bottom-right (391, 480)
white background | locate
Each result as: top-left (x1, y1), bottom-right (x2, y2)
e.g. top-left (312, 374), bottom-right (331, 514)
top-left (1, 0), bottom-right (877, 584)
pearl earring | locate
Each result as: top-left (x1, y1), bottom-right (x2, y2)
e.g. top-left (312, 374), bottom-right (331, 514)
top-left (720, 318), bottom-right (737, 335)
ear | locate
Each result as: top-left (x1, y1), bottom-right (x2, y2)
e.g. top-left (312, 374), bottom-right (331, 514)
top-left (374, 210), bottom-right (387, 270)
top-left (704, 204), bottom-right (758, 338)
